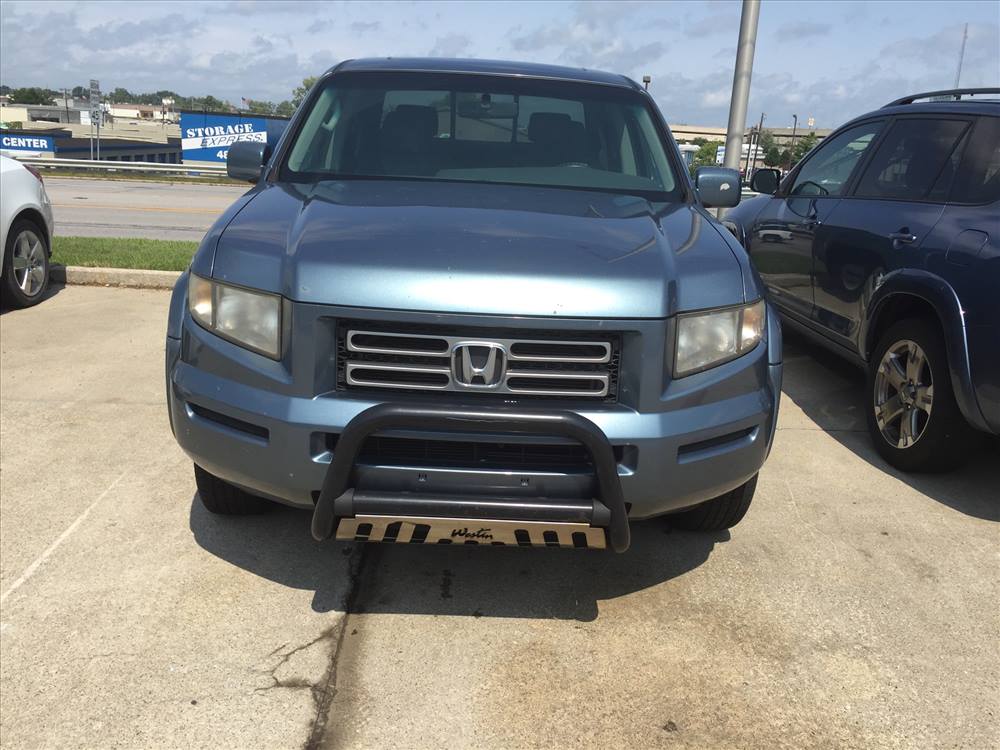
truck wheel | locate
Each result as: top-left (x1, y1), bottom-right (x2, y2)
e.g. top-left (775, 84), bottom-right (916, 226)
top-left (866, 318), bottom-right (976, 473)
top-left (194, 464), bottom-right (274, 514)
top-left (2, 219), bottom-right (49, 309)
top-left (670, 474), bottom-right (757, 532)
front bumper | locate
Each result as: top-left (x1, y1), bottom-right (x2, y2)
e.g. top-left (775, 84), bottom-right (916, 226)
top-left (166, 276), bottom-right (783, 527)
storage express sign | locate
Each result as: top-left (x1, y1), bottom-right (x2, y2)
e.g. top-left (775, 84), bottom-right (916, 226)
top-left (180, 113), bottom-right (267, 163)
top-left (0, 134), bottom-right (55, 156)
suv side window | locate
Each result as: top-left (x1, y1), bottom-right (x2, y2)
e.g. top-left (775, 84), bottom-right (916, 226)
top-left (854, 118), bottom-right (970, 202)
top-left (950, 116), bottom-right (1000, 204)
top-left (789, 121), bottom-right (883, 197)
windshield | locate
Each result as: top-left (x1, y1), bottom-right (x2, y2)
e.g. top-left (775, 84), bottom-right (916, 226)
top-left (281, 72), bottom-right (681, 199)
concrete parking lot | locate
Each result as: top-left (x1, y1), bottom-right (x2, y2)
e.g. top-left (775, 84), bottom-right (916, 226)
top-left (1, 285), bottom-right (997, 749)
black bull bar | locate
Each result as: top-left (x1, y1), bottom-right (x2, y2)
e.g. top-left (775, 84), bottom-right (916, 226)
top-left (311, 403), bottom-right (631, 553)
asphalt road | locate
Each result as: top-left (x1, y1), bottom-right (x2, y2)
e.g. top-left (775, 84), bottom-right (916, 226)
top-left (46, 177), bottom-right (248, 241)
top-left (1, 286), bottom-right (998, 749)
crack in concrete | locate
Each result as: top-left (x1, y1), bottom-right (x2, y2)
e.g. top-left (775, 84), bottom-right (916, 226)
top-left (302, 544), bottom-right (370, 750)
top-left (247, 545), bottom-right (370, 748)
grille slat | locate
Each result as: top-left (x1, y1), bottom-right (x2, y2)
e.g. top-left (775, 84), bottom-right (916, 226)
top-left (337, 323), bottom-right (620, 401)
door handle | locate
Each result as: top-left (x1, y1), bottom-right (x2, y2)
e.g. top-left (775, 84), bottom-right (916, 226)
top-left (889, 231), bottom-right (917, 246)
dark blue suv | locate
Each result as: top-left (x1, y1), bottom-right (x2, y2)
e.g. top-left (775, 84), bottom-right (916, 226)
top-left (724, 88), bottom-right (999, 472)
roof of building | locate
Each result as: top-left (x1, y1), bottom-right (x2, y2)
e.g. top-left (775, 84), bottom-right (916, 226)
top-left (331, 58), bottom-right (642, 90)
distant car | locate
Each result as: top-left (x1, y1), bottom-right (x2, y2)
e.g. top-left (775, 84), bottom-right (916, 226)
top-left (1, 155), bottom-right (54, 308)
top-left (725, 88), bottom-right (1000, 472)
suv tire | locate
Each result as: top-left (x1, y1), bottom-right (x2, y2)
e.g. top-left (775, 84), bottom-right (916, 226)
top-left (194, 464), bottom-right (274, 514)
top-left (670, 474), bottom-right (757, 532)
top-left (866, 318), bottom-right (976, 472)
top-left (2, 218), bottom-right (49, 309)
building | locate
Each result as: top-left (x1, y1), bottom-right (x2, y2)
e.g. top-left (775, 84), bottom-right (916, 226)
top-left (179, 110), bottom-right (289, 166)
top-left (0, 126), bottom-right (181, 162)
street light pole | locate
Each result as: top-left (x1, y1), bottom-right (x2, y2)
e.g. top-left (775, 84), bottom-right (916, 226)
top-left (720, 0), bottom-right (761, 217)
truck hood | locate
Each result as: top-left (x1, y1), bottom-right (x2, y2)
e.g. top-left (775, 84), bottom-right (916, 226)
top-left (209, 180), bottom-right (745, 318)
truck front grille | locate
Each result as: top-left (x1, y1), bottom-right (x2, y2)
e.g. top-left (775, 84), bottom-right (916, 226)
top-left (336, 322), bottom-right (620, 401)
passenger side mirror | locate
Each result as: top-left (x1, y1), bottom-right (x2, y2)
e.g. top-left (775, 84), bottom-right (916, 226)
top-left (227, 140), bottom-right (271, 183)
top-left (750, 168), bottom-right (781, 195)
top-left (695, 167), bottom-right (741, 208)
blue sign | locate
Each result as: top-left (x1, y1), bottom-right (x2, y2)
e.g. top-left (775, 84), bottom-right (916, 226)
top-left (0, 133), bottom-right (55, 155)
top-left (180, 112), bottom-right (288, 163)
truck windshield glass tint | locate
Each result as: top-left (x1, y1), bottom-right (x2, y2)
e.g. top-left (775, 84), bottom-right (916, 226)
top-left (282, 72), bottom-right (680, 199)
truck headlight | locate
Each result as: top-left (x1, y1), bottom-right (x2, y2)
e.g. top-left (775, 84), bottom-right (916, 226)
top-left (188, 274), bottom-right (282, 359)
top-left (674, 299), bottom-right (765, 377)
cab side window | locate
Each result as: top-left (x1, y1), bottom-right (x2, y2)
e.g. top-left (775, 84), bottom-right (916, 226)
top-left (854, 118), bottom-right (970, 202)
top-left (950, 116), bottom-right (1000, 204)
top-left (789, 121), bottom-right (883, 197)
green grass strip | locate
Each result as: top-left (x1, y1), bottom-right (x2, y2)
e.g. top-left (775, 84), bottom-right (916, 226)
top-left (51, 236), bottom-right (197, 272)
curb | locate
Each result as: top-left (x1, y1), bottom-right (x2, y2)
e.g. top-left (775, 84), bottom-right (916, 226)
top-left (51, 265), bottom-right (181, 290)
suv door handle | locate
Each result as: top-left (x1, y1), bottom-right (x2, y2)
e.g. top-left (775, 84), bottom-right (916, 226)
top-left (889, 231), bottom-right (917, 246)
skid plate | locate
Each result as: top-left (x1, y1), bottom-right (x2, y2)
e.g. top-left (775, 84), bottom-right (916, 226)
top-left (336, 514), bottom-right (607, 549)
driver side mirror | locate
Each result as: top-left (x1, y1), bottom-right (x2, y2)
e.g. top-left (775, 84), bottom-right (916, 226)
top-left (227, 140), bottom-right (272, 183)
top-left (750, 168), bottom-right (781, 195)
top-left (695, 167), bottom-right (741, 208)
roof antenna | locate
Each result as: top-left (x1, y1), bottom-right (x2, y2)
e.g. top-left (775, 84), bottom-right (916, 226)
top-left (954, 22), bottom-right (968, 90)
top-left (642, 75), bottom-right (651, 91)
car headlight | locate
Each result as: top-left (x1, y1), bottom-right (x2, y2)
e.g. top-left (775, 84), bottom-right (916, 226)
top-left (674, 299), bottom-right (765, 377)
top-left (188, 274), bottom-right (281, 359)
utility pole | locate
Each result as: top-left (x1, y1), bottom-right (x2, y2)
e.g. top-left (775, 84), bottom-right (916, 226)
top-left (954, 22), bottom-right (968, 88)
top-left (720, 0), bottom-right (761, 217)
top-left (789, 113), bottom-right (798, 168)
top-left (62, 88), bottom-right (70, 123)
top-left (747, 111), bottom-right (765, 175)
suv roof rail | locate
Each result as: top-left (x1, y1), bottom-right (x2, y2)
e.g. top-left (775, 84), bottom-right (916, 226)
top-left (884, 87), bottom-right (1000, 107)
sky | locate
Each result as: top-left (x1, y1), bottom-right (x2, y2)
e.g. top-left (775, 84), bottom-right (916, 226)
top-left (1, 0), bottom-right (998, 129)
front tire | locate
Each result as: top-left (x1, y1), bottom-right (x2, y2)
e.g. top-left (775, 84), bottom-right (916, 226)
top-left (866, 318), bottom-right (976, 473)
top-left (670, 474), bottom-right (757, 532)
top-left (2, 219), bottom-right (50, 308)
top-left (194, 464), bottom-right (274, 515)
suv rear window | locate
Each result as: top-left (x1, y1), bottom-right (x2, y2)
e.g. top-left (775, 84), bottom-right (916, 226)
top-left (854, 118), bottom-right (970, 201)
top-left (950, 116), bottom-right (1000, 204)
top-left (281, 72), bottom-right (680, 200)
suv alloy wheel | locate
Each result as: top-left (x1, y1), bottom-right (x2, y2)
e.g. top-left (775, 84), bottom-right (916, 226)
top-left (866, 318), bottom-right (977, 472)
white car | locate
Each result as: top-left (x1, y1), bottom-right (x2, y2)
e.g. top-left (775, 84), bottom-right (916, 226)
top-left (1, 155), bottom-right (54, 308)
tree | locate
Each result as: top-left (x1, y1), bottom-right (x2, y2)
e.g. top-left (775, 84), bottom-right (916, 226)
top-left (755, 129), bottom-right (783, 167)
top-left (275, 100), bottom-right (295, 117)
top-left (8, 87), bottom-right (57, 105)
top-left (689, 140), bottom-right (724, 176)
top-left (109, 87), bottom-right (134, 103)
top-left (790, 132), bottom-right (819, 164)
top-left (246, 99), bottom-right (276, 115)
top-left (0, 85), bottom-right (11, 96)
top-left (292, 76), bottom-right (318, 107)
top-left (71, 85), bottom-right (87, 99)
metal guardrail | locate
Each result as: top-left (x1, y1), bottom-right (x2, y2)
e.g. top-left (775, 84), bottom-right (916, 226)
top-left (10, 156), bottom-right (766, 197)
top-left (11, 156), bottom-right (227, 176)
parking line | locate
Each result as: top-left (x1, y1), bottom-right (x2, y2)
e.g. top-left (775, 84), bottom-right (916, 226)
top-left (0, 472), bottom-right (127, 607)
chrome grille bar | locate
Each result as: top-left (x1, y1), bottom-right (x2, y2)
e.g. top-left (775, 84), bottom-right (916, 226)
top-left (342, 328), bottom-right (616, 398)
